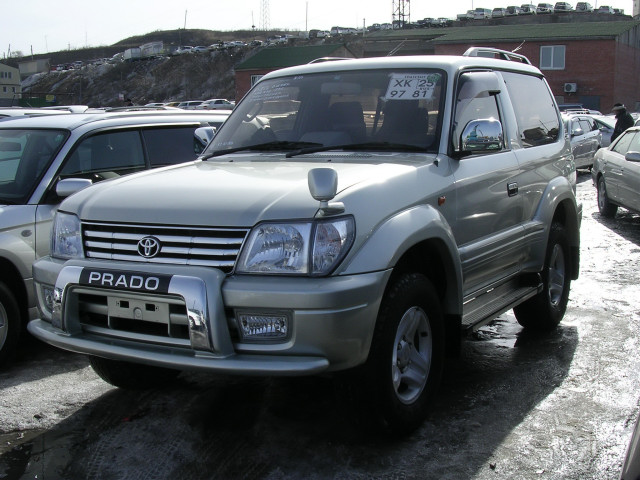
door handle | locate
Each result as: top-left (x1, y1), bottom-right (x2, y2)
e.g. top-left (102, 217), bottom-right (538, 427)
top-left (507, 182), bottom-right (518, 197)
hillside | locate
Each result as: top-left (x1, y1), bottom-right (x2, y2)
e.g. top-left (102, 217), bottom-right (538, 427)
top-left (14, 29), bottom-right (309, 107)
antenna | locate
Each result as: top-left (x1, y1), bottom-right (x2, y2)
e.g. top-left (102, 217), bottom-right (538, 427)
top-left (392, 0), bottom-right (410, 29)
top-left (261, 0), bottom-right (270, 31)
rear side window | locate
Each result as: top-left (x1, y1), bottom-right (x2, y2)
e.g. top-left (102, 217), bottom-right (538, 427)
top-left (501, 72), bottom-right (560, 148)
top-left (141, 126), bottom-right (201, 166)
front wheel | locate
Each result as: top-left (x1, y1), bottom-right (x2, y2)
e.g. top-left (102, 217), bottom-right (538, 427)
top-left (341, 273), bottom-right (445, 435)
top-left (0, 282), bottom-right (21, 369)
top-left (89, 356), bottom-right (180, 389)
top-left (597, 176), bottom-right (618, 218)
top-left (514, 222), bottom-right (571, 330)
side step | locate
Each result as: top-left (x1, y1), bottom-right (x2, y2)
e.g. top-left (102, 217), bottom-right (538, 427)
top-left (462, 275), bottom-right (542, 332)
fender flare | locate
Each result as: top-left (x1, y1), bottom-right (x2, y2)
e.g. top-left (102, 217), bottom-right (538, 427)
top-left (341, 204), bottom-right (463, 315)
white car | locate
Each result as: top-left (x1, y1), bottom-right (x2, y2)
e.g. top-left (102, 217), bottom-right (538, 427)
top-left (177, 100), bottom-right (204, 110)
top-left (592, 125), bottom-right (640, 217)
top-left (196, 99), bottom-right (235, 110)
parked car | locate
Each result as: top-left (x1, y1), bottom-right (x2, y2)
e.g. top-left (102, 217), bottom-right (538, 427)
top-left (29, 47), bottom-right (581, 434)
top-left (590, 114), bottom-right (615, 147)
top-left (520, 3), bottom-right (538, 13)
top-left (575, 1), bottom-right (594, 11)
top-left (492, 7), bottom-right (508, 17)
top-left (0, 110), bottom-right (230, 367)
top-left (473, 7), bottom-right (493, 18)
top-left (537, 2), bottom-right (555, 12)
top-left (597, 5), bottom-right (615, 13)
top-left (197, 99), bottom-right (235, 110)
top-left (620, 413), bottom-right (640, 480)
top-left (177, 101), bottom-right (204, 110)
top-left (506, 5), bottom-right (523, 14)
top-left (554, 1), bottom-right (574, 11)
top-left (563, 113), bottom-right (602, 169)
top-left (191, 46), bottom-right (209, 53)
top-left (592, 125), bottom-right (640, 217)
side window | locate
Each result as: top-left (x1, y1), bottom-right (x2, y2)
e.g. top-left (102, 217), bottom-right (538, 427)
top-left (452, 71), bottom-right (503, 151)
top-left (612, 131), bottom-right (636, 155)
top-left (61, 130), bottom-right (145, 177)
top-left (502, 71), bottom-right (560, 148)
top-left (628, 131), bottom-right (640, 153)
top-left (141, 126), bottom-right (202, 166)
top-left (578, 119), bottom-right (593, 133)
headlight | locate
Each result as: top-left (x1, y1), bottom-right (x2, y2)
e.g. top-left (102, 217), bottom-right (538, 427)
top-left (237, 216), bottom-right (355, 276)
top-left (51, 212), bottom-right (84, 259)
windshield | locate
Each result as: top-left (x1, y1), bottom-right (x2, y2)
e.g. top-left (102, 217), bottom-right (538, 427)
top-left (0, 129), bottom-right (67, 204)
top-left (207, 68), bottom-right (445, 158)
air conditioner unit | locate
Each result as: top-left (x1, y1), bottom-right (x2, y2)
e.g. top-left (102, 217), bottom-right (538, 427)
top-left (564, 83), bottom-right (578, 93)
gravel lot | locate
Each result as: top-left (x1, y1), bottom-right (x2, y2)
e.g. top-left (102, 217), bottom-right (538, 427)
top-left (1, 171), bottom-right (639, 480)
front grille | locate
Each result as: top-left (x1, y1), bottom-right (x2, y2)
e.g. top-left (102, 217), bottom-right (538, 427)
top-left (82, 222), bottom-right (249, 273)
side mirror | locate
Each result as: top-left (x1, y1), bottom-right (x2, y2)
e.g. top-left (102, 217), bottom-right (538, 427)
top-left (56, 178), bottom-right (92, 198)
top-left (625, 151), bottom-right (640, 163)
top-left (571, 128), bottom-right (584, 137)
top-left (194, 127), bottom-right (217, 154)
top-left (308, 168), bottom-right (337, 202)
top-left (460, 119), bottom-right (503, 153)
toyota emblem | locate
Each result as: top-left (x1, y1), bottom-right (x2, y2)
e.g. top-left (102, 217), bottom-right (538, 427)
top-left (137, 236), bottom-right (161, 258)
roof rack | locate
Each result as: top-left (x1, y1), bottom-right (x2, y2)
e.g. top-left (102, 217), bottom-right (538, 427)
top-left (463, 47), bottom-right (532, 65)
top-left (307, 57), bottom-right (353, 64)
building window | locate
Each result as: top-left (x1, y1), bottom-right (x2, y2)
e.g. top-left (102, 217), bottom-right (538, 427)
top-left (251, 75), bottom-right (264, 87)
top-left (540, 45), bottom-right (565, 70)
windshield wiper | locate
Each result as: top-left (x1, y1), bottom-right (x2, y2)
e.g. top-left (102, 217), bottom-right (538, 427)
top-left (285, 141), bottom-right (427, 158)
top-left (201, 141), bottom-right (323, 159)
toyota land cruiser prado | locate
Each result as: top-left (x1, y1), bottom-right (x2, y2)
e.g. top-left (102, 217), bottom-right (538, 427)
top-left (29, 48), bottom-right (581, 433)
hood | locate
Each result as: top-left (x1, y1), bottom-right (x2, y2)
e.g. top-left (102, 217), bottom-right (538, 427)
top-left (61, 156), bottom-right (424, 227)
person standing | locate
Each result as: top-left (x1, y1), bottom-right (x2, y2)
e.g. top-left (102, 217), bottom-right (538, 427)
top-left (611, 103), bottom-right (635, 142)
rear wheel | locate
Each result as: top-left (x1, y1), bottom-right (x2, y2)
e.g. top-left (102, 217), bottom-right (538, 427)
top-left (89, 356), bottom-right (180, 389)
top-left (0, 282), bottom-right (21, 369)
top-left (597, 176), bottom-right (618, 218)
top-left (341, 273), bottom-right (445, 435)
top-left (514, 222), bottom-right (571, 330)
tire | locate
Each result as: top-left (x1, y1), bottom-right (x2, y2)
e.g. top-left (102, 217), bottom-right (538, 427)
top-left (89, 356), bottom-right (180, 389)
top-left (0, 281), bottom-right (21, 369)
top-left (514, 222), bottom-right (571, 330)
top-left (597, 176), bottom-right (618, 218)
top-left (341, 273), bottom-right (445, 435)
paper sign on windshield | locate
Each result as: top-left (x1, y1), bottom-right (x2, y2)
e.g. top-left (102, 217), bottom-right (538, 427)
top-left (384, 74), bottom-right (437, 100)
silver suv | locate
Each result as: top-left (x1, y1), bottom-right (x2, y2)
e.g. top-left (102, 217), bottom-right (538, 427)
top-left (29, 49), bottom-right (581, 433)
top-left (0, 110), bottom-right (229, 366)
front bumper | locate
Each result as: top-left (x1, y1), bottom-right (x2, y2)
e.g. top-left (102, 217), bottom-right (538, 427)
top-left (29, 257), bottom-right (390, 375)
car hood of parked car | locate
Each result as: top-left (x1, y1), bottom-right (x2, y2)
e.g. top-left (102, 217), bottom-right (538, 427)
top-left (60, 153), bottom-right (438, 227)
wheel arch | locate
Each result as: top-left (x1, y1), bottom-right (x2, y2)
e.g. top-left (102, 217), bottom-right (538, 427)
top-left (0, 257), bottom-right (29, 326)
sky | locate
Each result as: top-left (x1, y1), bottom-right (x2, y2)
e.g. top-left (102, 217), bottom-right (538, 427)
top-left (3, 0), bottom-right (635, 56)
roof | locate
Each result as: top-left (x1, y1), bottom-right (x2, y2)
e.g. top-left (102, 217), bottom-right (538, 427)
top-left (236, 44), bottom-right (354, 70)
top-left (366, 20), bottom-right (640, 43)
top-left (260, 53), bottom-right (541, 82)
